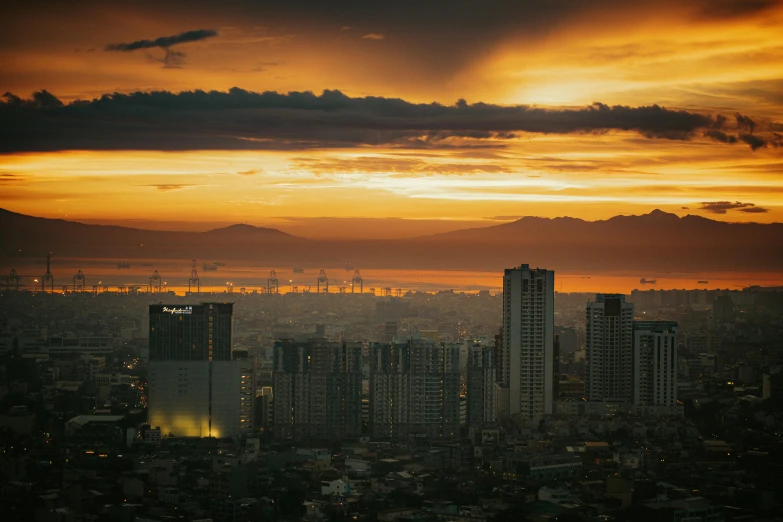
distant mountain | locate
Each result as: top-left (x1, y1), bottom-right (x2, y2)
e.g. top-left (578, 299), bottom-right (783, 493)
top-left (412, 209), bottom-right (783, 270)
top-left (0, 208), bottom-right (300, 261)
top-left (1, 208), bottom-right (781, 272)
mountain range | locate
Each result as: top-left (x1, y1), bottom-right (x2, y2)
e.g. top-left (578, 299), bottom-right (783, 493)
top-left (1, 208), bottom-right (781, 272)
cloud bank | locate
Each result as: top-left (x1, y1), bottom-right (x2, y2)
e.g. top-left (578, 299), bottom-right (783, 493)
top-left (0, 88), bottom-right (779, 152)
top-left (699, 201), bottom-right (770, 214)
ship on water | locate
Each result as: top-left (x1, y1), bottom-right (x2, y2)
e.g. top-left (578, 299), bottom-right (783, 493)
top-left (639, 278), bottom-right (657, 284)
top-left (293, 266), bottom-right (305, 274)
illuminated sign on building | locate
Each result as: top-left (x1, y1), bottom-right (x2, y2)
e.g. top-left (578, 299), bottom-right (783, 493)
top-left (162, 306), bottom-right (193, 315)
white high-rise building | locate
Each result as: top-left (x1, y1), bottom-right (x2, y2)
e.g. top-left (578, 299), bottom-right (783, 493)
top-left (585, 294), bottom-right (634, 403)
top-left (633, 321), bottom-right (678, 407)
top-left (502, 264), bottom-right (555, 421)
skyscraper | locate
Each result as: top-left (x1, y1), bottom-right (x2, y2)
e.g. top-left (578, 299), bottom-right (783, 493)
top-left (147, 303), bottom-right (255, 438)
top-left (501, 264), bottom-right (555, 421)
top-left (633, 321), bottom-right (678, 408)
top-left (585, 294), bottom-right (634, 403)
top-left (369, 339), bottom-right (460, 439)
top-left (466, 342), bottom-right (497, 427)
top-left (272, 339), bottom-right (362, 440)
top-left (149, 303), bottom-right (233, 361)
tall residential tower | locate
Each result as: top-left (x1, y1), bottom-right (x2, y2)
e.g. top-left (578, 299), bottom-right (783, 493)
top-left (633, 321), bottom-right (678, 410)
top-left (585, 294), bottom-right (634, 404)
top-left (501, 264), bottom-right (555, 422)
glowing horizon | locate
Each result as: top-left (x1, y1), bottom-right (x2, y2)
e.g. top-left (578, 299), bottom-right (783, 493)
top-left (2, 0), bottom-right (782, 237)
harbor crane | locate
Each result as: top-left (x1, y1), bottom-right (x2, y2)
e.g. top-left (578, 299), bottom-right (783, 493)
top-left (317, 269), bottom-right (329, 293)
top-left (267, 270), bottom-right (279, 294)
top-left (351, 270), bottom-right (363, 293)
top-left (6, 269), bottom-right (19, 291)
top-left (149, 270), bottom-right (162, 293)
top-left (188, 260), bottom-right (200, 293)
top-left (42, 253), bottom-right (54, 292)
top-left (73, 270), bottom-right (86, 292)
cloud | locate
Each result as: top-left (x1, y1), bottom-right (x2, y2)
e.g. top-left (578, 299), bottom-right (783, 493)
top-left (739, 133), bottom-right (766, 150)
top-left (1, 88), bottom-right (778, 152)
top-left (736, 113), bottom-right (757, 133)
top-left (105, 29), bottom-right (217, 68)
top-left (147, 49), bottom-right (188, 68)
top-left (704, 130), bottom-right (737, 144)
top-left (696, 0), bottom-right (778, 19)
top-left (489, 215), bottom-right (525, 221)
top-left (105, 29), bottom-right (218, 52)
top-left (361, 33), bottom-right (385, 40)
top-left (292, 156), bottom-right (511, 175)
top-left (0, 172), bottom-right (29, 183)
top-left (237, 169), bottom-right (262, 176)
top-left (698, 201), bottom-right (769, 214)
top-left (142, 184), bottom-right (201, 191)
top-left (738, 206), bottom-right (769, 213)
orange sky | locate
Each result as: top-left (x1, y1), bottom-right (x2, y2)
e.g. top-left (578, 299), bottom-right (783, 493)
top-left (1, 0), bottom-right (782, 238)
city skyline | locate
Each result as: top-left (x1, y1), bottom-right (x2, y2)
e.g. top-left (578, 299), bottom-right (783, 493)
top-left (1, 0), bottom-right (783, 237)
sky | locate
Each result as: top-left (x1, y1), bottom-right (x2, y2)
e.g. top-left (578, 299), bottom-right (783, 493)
top-left (1, 0), bottom-right (782, 238)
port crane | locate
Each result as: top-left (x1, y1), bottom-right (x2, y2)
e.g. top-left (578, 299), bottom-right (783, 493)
top-left (317, 270), bottom-right (329, 293)
top-left (267, 270), bottom-right (279, 294)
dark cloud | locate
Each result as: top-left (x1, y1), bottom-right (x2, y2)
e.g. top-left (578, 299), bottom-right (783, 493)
top-left (5, 1), bottom-right (781, 84)
top-left (739, 133), bottom-right (766, 150)
top-left (697, 0), bottom-right (778, 19)
top-left (738, 206), bottom-right (770, 213)
top-left (105, 29), bottom-right (218, 52)
top-left (0, 88), bottom-right (776, 152)
top-left (736, 113), bottom-right (757, 133)
top-left (105, 29), bottom-right (217, 68)
top-left (146, 49), bottom-right (187, 68)
top-left (2, 90), bottom-right (63, 109)
top-left (698, 201), bottom-right (769, 214)
top-left (237, 169), bottom-right (262, 176)
top-left (704, 129), bottom-right (738, 144)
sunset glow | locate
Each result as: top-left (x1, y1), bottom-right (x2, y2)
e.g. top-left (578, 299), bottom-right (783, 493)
top-left (1, 0), bottom-right (782, 238)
